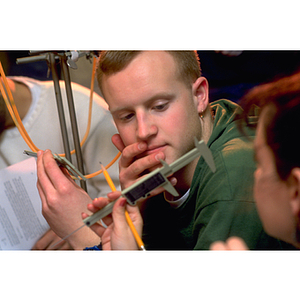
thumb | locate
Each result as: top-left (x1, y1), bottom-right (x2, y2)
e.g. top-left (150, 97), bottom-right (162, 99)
top-left (111, 134), bottom-right (125, 152)
top-left (112, 197), bottom-right (127, 226)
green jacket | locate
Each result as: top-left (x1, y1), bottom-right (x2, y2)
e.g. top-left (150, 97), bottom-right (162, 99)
top-left (142, 99), bottom-right (295, 250)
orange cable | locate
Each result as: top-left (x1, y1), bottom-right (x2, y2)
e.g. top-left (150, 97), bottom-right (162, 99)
top-left (0, 59), bottom-right (120, 178)
top-left (0, 63), bottom-right (39, 152)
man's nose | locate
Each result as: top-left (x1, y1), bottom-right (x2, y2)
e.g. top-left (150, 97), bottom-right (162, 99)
top-left (136, 114), bottom-right (158, 140)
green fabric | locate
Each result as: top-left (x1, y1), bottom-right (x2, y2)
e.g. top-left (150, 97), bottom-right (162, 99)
top-left (142, 99), bottom-right (295, 250)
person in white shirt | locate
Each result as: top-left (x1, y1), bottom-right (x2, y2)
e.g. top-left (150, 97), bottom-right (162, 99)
top-left (0, 76), bottom-right (120, 249)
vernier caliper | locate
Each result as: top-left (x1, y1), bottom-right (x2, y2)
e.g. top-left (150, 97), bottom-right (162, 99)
top-left (23, 150), bottom-right (87, 181)
top-left (83, 137), bottom-right (216, 227)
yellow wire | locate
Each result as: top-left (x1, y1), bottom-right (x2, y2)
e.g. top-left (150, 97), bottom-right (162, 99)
top-left (0, 59), bottom-right (120, 178)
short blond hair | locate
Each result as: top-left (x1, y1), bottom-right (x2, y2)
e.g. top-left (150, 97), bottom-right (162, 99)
top-left (96, 51), bottom-right (201, 92)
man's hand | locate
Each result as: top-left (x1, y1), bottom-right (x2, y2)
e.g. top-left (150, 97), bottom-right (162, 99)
top-left (112, 134), bottom-right (177, 201)
top-left (36, 150), bottom-right (101, 250)
top-left (82, 191), bottom-right (143, 250)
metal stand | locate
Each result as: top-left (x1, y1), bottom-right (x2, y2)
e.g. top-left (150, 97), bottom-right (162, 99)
top-left (48, 53), bottom-right (72, 162)
top-left (17, 51), bottom-right (88, 191)
top-left (61, 55), bottom-right (87, 191)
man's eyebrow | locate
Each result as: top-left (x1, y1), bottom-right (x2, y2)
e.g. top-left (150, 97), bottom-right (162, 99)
top-left (110, 106), bottom-right (130, 115)
top-left (144, 92), bottom-right (175, 106)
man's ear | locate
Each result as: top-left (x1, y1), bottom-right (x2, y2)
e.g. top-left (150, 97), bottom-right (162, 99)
top-left (192, 77), bottom-right (209, 114)
top-left (288, 168), bottom-right (300, 218)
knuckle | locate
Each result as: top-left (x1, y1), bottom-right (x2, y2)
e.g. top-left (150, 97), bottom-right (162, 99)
top-left (58, 184), bottom-right (69, 195)
top-left (119, 172), bottom-right (127, 183)
top-left (121, 146), bottom-right (131, 159)
top-left (41, 205), bottom-right (51, 217)
top-left (131, 163), bottom-right (141, 175)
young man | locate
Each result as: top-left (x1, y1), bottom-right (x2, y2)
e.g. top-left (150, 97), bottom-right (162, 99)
top-left (37, 51), bottom-right (293, 250)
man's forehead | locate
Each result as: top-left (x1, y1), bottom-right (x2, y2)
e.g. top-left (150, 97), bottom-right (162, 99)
top-left (103, 51), bottom-right (176, 79)
top-left (102, 52), bottom-right (179, 96)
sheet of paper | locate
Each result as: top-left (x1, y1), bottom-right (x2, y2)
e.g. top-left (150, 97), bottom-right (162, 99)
top-left (0, 158), bottom-right (49, 250)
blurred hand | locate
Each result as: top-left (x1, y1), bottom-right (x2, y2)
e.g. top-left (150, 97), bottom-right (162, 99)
top-left (210, 236), bottom-right (248, 250)
top-left (32, 229), bottom-right (73, 250)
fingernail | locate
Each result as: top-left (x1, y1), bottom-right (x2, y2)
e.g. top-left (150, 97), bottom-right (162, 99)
top-left (155, 152), bottom-right (164, 161)
top-left (170, 177), bottom-right (177, 186)
top-left (119, 198), bottom-right (126, 207)
top-left (138, 142), bottom-right (146, 151)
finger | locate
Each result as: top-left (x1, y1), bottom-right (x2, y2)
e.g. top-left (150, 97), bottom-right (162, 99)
top-left (36, 178), bottom-right (46, 205)
top-left (119, 142), bottom-right (148, 168)
top-left (87, 198), bottom-right (110, 213)
top-left (106, 190), bottom-right (122, 200)
top-left (55, 240), bottom-right (73, 250)
top-left (36, 150), bottom-right (52, 200)
top-left (47, 238), bottom-right (72, 250)
top-left (226, 237), bottom-right (248, 250)
top-left (94, 192), bottom-right (121, 225)
top-left (36, 150), bottom-right (67, 210)
top-left (125, 203), bottom-right (143, 231)
top-left (39, 150), bottom-right (74, 191)
top-left (111, 133), bottom-right (126, 152)
top-left (32, 229), bottom-right (57, 250)
top-left (112, 198), bottom-right (129, 231)
top-left (37, 150), bottom-right (65, 212)
top-left (112, 198), bottom-right (142, 231)
top-left (209, 241), bottom-right (228, 250)
top-left (119, 152), bottom-right (165, 189)
top-left (86, 190), bottom-right (122, 213)
top-left (129, 151), bottom-right (165, 174)
top-left (82, 212), bottom-right (89, 219)
top-left (113, 199), bottom-right (143, 250)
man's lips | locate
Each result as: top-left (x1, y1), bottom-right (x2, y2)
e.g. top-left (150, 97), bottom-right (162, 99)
top-left (144, 145), bottom-right (166, 156)
top-left (135, 145), bottom-right (167, 159)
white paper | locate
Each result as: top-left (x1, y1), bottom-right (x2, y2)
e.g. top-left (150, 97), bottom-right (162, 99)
top-left (0, 158), bottom-right (49, 250)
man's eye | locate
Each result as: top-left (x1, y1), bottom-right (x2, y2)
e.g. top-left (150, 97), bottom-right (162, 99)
top-left (153, 103), bottom-right (168, 111)
top-left (120, 113), bottom-right (134, 122)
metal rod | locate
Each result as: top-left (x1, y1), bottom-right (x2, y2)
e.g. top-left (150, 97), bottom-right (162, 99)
top-left (49, 53), bottom-right (72, 162)
top-left (16, 54), bottom-right (49, 65)
top-left (61, 56), bottom-right (87, 191)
